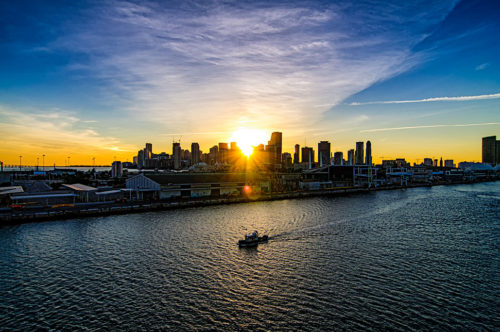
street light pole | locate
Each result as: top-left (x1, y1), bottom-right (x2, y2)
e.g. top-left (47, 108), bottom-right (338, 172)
top-left (43, 154), bottom-right (45, 171)
top-left (19, 155), bottom-right (22, 171)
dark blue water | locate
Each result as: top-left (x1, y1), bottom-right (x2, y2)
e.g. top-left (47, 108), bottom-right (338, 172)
top-left (1, 183), bottom-right (499, 330)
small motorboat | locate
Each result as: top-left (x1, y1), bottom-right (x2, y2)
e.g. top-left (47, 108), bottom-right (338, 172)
top-left (238, 230), bottom-right (268, 247)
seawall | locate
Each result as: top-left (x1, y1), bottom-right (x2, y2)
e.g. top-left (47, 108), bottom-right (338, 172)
top-left (1, 179), bottom-right (497, 225)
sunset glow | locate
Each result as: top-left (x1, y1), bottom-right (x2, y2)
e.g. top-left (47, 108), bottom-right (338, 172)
top-left (229, 129), bottom-right (268, 157)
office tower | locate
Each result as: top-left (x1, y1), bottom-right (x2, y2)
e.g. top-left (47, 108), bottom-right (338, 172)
top-left (355, 142), bottom-right (364, 165)
top-left (301, 147), bottom-right (314, 167)
top-left (347, 149), bottom-right (354, 165)
top-left (265, 144), bottom-right (276, 165)
top-left (137, 150), bottom-right (145, 169)
top-left (433, 159), bottom-right (438, 167)
top-left (423, 158), bottom-right (433, 166)
top-left (334, 152), bottom-right (343, 165)
top-left (440, 157), bottom-right (443, 168)
top-left (111, 161), bottom-right (122, 178)
top-left (218, 143), bottom-right (228, 164)
top-left (293, 144), bottom-right (300, 164)
top-left (482, 136), bottom-right (496, 164)
top-left (173, 142), bottom-right (181, 169)
top-left (365, 141), bottom-right (372, 166)
top-left (268, 132), bottom-right (282, 165)
top-left (282, 153), bottom-right (292, 167)
top-left (444, 160), bottom-right (454, 168)
top-left (145, 143), bottom-right (153, 159)
top-left (318, 141), bottom-right (331, 166)
top-left (209, 145), bottom-right (218, 165)
top-left (191, 143), bottom-right (200, 165)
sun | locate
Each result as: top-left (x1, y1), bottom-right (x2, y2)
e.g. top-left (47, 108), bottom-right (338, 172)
top-left (229, 128), bottom-right (268, 157)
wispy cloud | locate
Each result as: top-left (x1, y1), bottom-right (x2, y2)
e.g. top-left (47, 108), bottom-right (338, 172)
top-left (475, 62), bottom-right (490, 71)
top-left (350, 93), bottom-right (500, 106)
top-left (361, 122), bottom-right (500, 133)
top-left (48, 1), bottom-right (456, 135)
top-left (0, 106), bottom-right (133, 153)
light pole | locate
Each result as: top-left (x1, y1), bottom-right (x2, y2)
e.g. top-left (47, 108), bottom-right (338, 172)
top-left (43, 154), bottom-right (45, 171)
top-left (19, 155), bottom-right (22, 171)
top-left (67, 156), bottom-right (71, 167)
top-left (37, 157), bottom-right (39, 170)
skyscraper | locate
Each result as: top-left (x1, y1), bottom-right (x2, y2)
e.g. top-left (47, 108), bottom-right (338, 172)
top-left (347, 149), bottom-right (354, 165)
top-left (145, 143), bottom-right (153, 159)
top-left (268, 132), bottom-right (282, 166)
top-left (111, 161), bottom-right (122, 178)
top-left (482, 136), bottom-right (497, 164)
top-left (209, 145), bottom-right (218, 165)
top-left (301, 147), bottom-right (314, 167)
top-left (334, 152), bottom-right (343, 165)
top-left (365, 141), bottom-right (372, 166)
top-left (318, 141), bottom-right (331, 166)
top-left (137, 149), bottom-right (145, 169)
top-left (355, 142), bottom-right (364, 165)
top-left (173, 142), bottom-right (181, 169)
top-left (293, 144), bottom-right (300, 164)
top-left (218, 143), bottom-right (228, 164)
top-left (191, 142), bottom-right (200, 165)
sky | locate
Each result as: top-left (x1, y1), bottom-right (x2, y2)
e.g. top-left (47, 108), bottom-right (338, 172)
top-left (0, 0), bottom-right (499, 165)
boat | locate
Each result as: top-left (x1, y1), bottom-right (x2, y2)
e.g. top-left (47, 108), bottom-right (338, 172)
top-left (238, 230), bottom-right (268, 247)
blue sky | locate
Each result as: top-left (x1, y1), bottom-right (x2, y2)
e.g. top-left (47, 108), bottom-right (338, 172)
top-left (0, 0), bottom-right (499, 164)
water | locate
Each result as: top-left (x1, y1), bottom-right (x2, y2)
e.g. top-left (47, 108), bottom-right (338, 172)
top-left (1, 183), bottom-right (499, 330)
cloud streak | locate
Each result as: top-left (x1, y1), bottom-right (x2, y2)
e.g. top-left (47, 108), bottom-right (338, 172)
top-left (0, 106), bottom-right (133, 153)
top-left (350, 93), bottom-right (500, 106)
top-left (47, 1), bottom-right (456, 135)
top-left (361, 122), bottom-right (500, 133)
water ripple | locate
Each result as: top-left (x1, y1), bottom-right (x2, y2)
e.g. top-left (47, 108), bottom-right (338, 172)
top-left (0, 183), bottom-right (499, 330)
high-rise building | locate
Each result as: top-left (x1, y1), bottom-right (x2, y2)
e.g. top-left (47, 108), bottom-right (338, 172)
top-left (334, 152), bottom-right (343, 165)
top-left (282, 153), bottom-right (292, 167)
top-left (137, 149), bottom-right (145, 169)
top-left (191, 143), bottom-right (200, 165)
top-left (111, 161), bottom-right (122, 178)
top-left (145, 143), bottom-right (153, 159)
top-left (355, 142), bottom-right (364, 165)
top-left (173, 142), bottom-right (181, 169)
top-left (268, 132), bottom-right (282, 166)
top-left (218, 143), bottom-right (228, 164)
top-left (301, 147), bottom-right (314, 167)
top-left (482, 136), bottom-right (496, 164)
top-left (293, 144), bottom-right (300, 164)
top-left (347, 149), bottom-right (354, 165)
top-left (365, 141), bottom-right (372, 166)
top-left (444, 160), bottom-right (454, 168)
top-left (423, 158), bottom-right (433, 166)
top-left (318, 141), bottom-right (331, 166)
top-left (209, 145), bottom-right (218, 165)
top-left (433, 159), bottom-right (438, 167)
top-left (440, 157), bottom-right (443, 168)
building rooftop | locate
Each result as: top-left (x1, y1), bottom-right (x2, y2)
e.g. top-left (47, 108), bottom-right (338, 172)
top-left (62, 183), bottom-right (98, 192)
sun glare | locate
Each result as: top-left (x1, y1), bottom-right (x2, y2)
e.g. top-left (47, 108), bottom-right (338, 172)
top-left (230, 128), bottom-right (268, 157)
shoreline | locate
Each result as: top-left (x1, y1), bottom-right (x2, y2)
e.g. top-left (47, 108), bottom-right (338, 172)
top-left (1, 179), bottom-right (497, 225)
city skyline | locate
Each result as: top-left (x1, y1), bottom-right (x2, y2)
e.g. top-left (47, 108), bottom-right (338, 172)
top-left (1, 0), bottom-right (500, 164)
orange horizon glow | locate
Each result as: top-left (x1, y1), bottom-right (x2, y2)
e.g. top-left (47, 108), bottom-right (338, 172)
top-left (229, 128), bottom-right (269, 157)
top-left (0, 126), bottom-right (489, 166)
